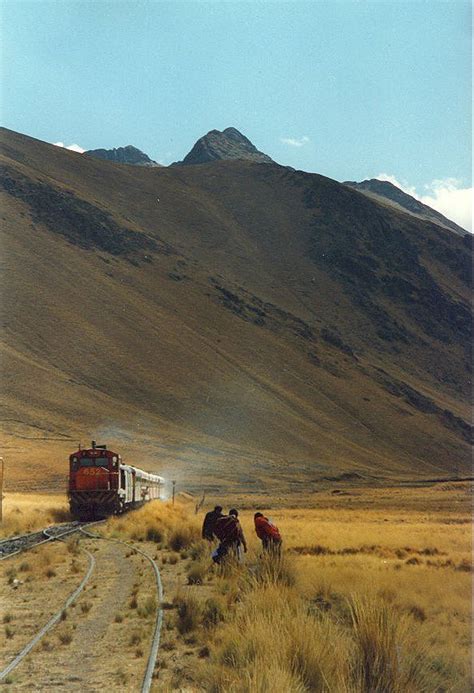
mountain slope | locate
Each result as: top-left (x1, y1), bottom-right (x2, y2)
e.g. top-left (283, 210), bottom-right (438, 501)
top-left (85, 145), bottom-right (160, 167)
top-left (173, 127), bottom-right (274, 165)
top-left (344, 178), bottom-right (467, 236)
top-left (0, 127), bottom-right (471, 492)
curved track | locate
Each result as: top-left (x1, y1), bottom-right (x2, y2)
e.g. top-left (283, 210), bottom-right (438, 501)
top-left (0, 521), bottom-right (164, 691)
top-left (81, 527), bottom-right (164, 693)
top-left (0, 529), bottom-right (96, 682)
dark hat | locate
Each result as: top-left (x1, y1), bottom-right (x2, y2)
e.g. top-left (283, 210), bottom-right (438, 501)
top-left (214, 505), bottom-right (223, 513)
top-left (229, 508), bottom-right (238, 517)
top-left (254, 512), bottom-right (263, 519)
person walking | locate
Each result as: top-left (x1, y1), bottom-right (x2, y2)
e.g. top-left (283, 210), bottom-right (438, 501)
top-left (212, 508), bottom-right (247, 564)
top-left (201, 505), bottom-right (223, 541)
top-left (254, 512), bottom-right (282, 554)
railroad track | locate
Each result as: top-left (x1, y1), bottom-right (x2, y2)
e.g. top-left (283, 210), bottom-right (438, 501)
top-left (0, 521), bottom-right (163, 691)
top-left (0, 522), bottom-right (84, 560)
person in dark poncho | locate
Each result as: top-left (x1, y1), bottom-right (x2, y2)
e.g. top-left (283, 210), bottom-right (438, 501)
top-left (212, 508), bottom-right (247, 564)
top-left (202, 506), bottom-right (223, 541)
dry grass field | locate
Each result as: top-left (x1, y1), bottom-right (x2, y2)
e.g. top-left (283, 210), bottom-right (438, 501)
top-left (193, 485), bottom-right (472, 692)
top-left (1, 485), bottom-right (471, 691)
top-left (0, 492), bottom-right (70, 538)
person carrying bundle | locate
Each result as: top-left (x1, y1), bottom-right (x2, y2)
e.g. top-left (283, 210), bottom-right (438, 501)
top-left (212, 508), bottom-right (247, 564)
top-left (254, 512), bottom-right (282, 555)
top-left (202, 505), bottom-right (223, 541)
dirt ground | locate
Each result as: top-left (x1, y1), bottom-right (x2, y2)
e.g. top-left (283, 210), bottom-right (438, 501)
top-left (1, 529), bottom-right (218, 691)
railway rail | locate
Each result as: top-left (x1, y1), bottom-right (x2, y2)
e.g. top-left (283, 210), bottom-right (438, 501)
top-left (0, 520), bottom-right (163, 691)
top-left (0, 522), bottom-right (85, 560)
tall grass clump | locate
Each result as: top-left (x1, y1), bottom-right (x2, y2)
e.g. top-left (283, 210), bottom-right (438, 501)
top-left (174, 593), bottom-right (203, 635)
top-left (250, 550), bottom-right (296, 588)
top-left (104, 500), bottom-right (200, 549)
top-left (348, 595), bottom-right (442, 693)
top-left (206, 582), bottom-right (350, 692)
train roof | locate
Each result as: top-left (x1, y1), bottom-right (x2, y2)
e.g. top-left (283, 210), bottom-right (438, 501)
top-left (120, 464), bottom-right (165, 483)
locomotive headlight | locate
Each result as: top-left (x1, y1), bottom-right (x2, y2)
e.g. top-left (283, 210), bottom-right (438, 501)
top-left (72, 457), bottom-right (78, 463)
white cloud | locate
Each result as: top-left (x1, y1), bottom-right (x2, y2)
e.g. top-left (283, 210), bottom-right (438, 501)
top-left (53, 141), bottom-right (85, 153)
top-left (375, 173), bottom-right (472, 232)
top-left (420, 179), bottom-right (472, 233)
top-left (280, 136), bottom-right (310, 148)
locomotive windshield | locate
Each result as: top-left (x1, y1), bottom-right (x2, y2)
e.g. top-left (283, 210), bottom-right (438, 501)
top-left (79, 457), bottom-right (109, 467)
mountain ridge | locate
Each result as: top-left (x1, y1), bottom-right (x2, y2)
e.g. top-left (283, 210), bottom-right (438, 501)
top-left (344, 178), bottom-right (467, 236)
top-left (85, 144), bottom-right (161, 167)
top-left (0, 127), bottom-right (471, 491)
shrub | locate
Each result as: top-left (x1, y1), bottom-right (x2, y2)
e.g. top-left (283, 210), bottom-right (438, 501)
top-left (174, 594), bottom-right (202, 634)
top-left (190, 541), bottom-right (209, 561)
top-left (202, 597), bottom-right (226, 628)
top-left (129, 632), bottom-right (142, 646)
top-left (58, 629), bottom-right (73, 645)
top-left (138, 596), bottom-right (156, 618)
top-left (66, 537), bottom-right (80, 555)
top-left (187, 560), bottom-right (208, 585)
top-left (146, 526), bottom-right (164, 543)
top-left (169, 526), bottom-right (199, 552)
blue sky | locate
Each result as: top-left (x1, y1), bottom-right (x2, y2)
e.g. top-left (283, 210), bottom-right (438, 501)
top-left (1, 0), bottom-right (472, 228)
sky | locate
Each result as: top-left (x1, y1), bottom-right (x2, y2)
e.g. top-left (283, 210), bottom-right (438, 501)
top-left (1, 0), bottom-right (472, 230)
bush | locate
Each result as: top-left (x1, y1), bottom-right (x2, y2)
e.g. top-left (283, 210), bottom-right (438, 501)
top-left (187, 560), bottom-right (208, 585)
top-left (169, 527), bottom-right (199, 552)
top-left (174, 594), bottom-right (202, 634)
top-left (58, 629), bottom-right (73, 645)
top-left (146, 526), bottom-right (165, 543)
top-left (138, 596), bottom-right (156, 618)
top-left (202, 597), bottom-right (226, 628)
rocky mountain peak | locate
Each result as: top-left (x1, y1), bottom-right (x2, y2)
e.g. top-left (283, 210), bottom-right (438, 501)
top-left (85, 145), bottom-right (161, 167)
top-left (173, 127), bottom-right (274, 166)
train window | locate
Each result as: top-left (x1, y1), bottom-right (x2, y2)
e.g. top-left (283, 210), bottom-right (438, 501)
top-left (120, 470), bottom-right (126, 488)
top-left (80, 457), bottom-right (109, 467)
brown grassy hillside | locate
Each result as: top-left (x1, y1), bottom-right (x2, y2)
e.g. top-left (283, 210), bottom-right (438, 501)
top-left (0, 128), bottom-right (471, 493)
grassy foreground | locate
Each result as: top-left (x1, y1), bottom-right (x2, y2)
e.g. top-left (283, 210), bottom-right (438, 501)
top-left (96, 487), bottom-right (471, 692)
top-left (2, 488), bottom-right (471, 691)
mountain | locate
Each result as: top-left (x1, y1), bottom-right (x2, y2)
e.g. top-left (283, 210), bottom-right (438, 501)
top-left (344, 178), bottom-right (467, 236)
top-left (0, 127), bottom-right (471, 495)
top-left (85, 145), bottom-right (161, 167)
top-left (173, 127), bottom-right (275, 165)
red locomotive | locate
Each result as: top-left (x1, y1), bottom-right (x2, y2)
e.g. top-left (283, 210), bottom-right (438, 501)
top-left (68, 441), bottom-right (165, 520)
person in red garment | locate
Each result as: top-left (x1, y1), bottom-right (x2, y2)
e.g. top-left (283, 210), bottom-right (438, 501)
top-left (254, 512), bottom-right (282, 554)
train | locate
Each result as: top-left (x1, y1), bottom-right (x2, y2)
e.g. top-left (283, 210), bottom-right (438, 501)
top-left (68, 441), bottom-right (165, 520)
